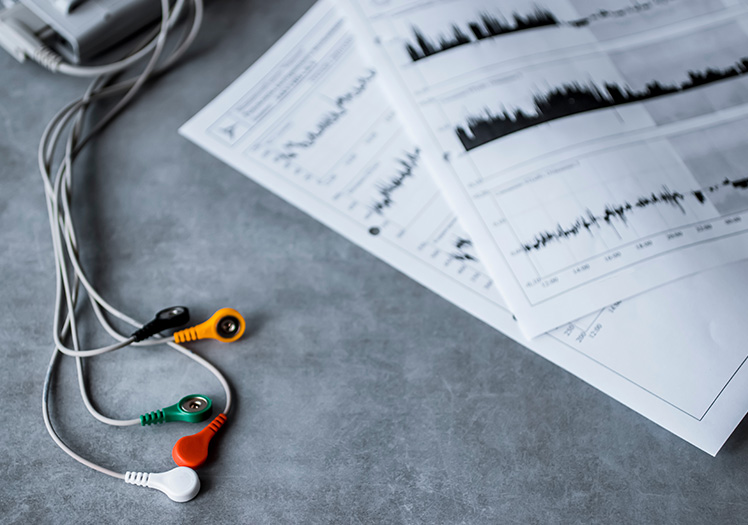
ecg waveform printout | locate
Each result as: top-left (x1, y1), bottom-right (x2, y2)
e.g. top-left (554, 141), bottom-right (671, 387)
top-left (339, 0), bottom-right (748, 337)
top-left (181, 1), bottom-right (748, 455)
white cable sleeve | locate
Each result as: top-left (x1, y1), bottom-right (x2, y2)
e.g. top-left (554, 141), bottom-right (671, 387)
top-left (42, 350), bottom-right (126, 479)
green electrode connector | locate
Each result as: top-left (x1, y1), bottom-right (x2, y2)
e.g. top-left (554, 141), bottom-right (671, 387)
top-left (140, 395), bottom-right (213, 426)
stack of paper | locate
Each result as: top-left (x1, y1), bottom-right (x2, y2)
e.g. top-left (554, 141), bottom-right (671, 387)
top-left (181, 0), bottom-right (748, 455)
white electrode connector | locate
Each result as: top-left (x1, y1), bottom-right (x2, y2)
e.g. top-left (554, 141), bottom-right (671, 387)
top-left (124, 467), bottom-right (201, 502)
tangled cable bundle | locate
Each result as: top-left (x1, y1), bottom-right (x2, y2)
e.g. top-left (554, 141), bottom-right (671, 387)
top-left (35, 0), bottom-right (233, 486)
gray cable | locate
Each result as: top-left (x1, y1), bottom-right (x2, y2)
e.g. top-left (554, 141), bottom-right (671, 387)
top-left (37, 0), bottom-right (232, 479)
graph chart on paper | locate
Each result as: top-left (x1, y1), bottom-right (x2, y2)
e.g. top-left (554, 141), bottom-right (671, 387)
top-left (455, 55), bottom-right (748, 151)
top-left (204, 17), bottom-right (498, 296)
top-left (484, 117), bottom-right (748, 303)
top-left (403, 0), bottom-right (697, 62)
top-left (432, 18), bottom-right (748, 183)
top-left (416, 214), bottom-right (494, 287)
top-left (184, 0), bottom-right (748, 455)
top-left (378, 0), bottom-right (746, 88)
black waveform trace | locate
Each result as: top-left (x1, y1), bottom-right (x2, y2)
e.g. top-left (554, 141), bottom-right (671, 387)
top-left (370, 148), bottom-right (421, 214)
top-left (457, 57), bottom-right (748, 151)
top-left (521, 176), bottom-right (748, 252)
top-left (451, 237), bottom-right (479, 262)
top-left (568, 0), bottom-right (675, 28)
top-left (693, 176), bottom-right (748, 203)
top-left (406, 7), bottom-right (556, 61)
top-left (278, 70), bottom-right (377, 160)
top-left (405, 1), bottom-right (674, 62)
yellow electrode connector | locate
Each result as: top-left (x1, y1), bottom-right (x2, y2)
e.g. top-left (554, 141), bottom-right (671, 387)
top-left (173, 308), bottom-right (246, 343)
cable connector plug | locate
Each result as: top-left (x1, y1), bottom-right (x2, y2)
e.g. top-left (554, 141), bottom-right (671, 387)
top-left (172, 413), bottom-right (227, 469)
top-left (0, 3), bottom-right (60, 69)
top-left (131, 306), bottom-right (190, 342)
top-left (173, 308), bottom-right (245, 344)
top-left (140, 395), bottom-right (212, 426)
top-left (124, 467), bottom-right (200, 502)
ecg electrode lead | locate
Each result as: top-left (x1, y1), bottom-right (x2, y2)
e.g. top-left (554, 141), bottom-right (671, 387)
top-left (131, 306), bottom-right (190, 342)
top-left (140, 395), bottom-right (213, 426)
top-left (172, 413), bottom-right (228, 469)
top-left (173, 308), bottom-right (246, 344)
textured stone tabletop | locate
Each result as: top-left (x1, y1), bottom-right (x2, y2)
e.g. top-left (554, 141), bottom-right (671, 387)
top-left (1, 1), bottom-right (747, 523)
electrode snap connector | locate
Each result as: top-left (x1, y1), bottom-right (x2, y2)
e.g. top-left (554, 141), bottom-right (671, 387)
top-left (125, 467), bottom-right (200, 502)
top-left (131, 306), bottom-right (190, 342)
top-left (172, 413), bottom-right (228, 469)
top-left (140, 394), bottom-right (213, 426)
top-left (173, 308), bottom-right (245, 343)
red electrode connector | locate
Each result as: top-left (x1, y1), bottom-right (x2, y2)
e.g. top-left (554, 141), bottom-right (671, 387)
top-left (172, 413), bottom-right (227, 469)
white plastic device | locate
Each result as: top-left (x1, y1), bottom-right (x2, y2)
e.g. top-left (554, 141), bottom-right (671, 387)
top-left (17, 0), bottom-right (160, 62)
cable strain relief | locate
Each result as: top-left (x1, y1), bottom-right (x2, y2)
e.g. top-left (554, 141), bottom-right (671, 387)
top-left (140, 409), bottom-right (165, 426)
top-left (32, 46), bottom-right (62, 71)
top-left (173, 326), bottom-right (199, 344)
top-left (207, 413), bottom-right (228, 435)
top-left (131, 320), bottom-right (158, 342)
top-left (124, 471), bottom-right (150, 487)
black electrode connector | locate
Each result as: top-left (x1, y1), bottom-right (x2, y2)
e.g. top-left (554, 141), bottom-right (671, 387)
top-left (131, 306), bottom-right (190, 342)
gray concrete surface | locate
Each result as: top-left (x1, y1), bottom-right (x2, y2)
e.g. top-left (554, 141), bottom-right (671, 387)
top-left (1, 1), bottom-right (747, 523)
